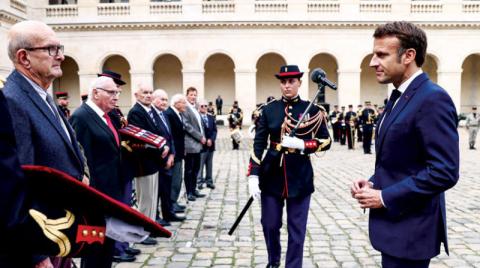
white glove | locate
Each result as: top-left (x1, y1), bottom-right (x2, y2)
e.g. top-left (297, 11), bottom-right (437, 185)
top-left (248, 175), bottom-right (261, 200)
top-left (281, 135), bottom-right (305, 150)
top-left (105, 217), bottom-right (150, 243)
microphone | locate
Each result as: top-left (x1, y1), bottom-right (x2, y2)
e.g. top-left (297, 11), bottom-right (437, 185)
top-left (310, 68), bottom-right (337, 90)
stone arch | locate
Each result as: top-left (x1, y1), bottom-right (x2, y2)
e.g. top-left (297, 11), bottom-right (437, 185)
top-left (53, 56), bottom-right (80, 111)
top-left (461, 53), bottom-right (480, 113)
top-left (360, 53), bottom-right (388, 107)
top-left (101, 55), bottom-right (131, 112)
top-left (308, 53), bottom-right (338, 106)
top-left (204, 53), bottom-right (235, 110)
top-left (153, 53), bottom-right (183, 98)
top-left (256, 52), bottom-right (287, 104)
top-left (423, 54), bottom-right (438, 83)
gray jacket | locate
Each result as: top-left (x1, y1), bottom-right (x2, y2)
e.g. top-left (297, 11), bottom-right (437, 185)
top-left (182, 104), bottom-right (204, 153)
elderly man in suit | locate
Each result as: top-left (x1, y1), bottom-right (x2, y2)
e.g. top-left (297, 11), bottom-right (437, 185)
top-left (351, 21), bottom-right (459, 268)
top-left (70, 76), bottom-right (130, 266)
top-left (165, 94), bottom-right (188, 212)
top-left (197, 99), bottom-right (218, 190)
top-left (182, 87), bottom-right (207, 201)
top-left (152, 89), bottom-right (186, 223)
top-left (127, 84), bottom-right (169, 244)
top-left (3, 20), bottom-right (88, 268)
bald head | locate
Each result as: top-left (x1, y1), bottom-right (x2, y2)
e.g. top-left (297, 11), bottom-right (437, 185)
top-left (8, 20), bottom-right (64, 89)
top-left (135, 83), bottom-right (153, 106)
top-left (8, 21), bottom-right (55, 63)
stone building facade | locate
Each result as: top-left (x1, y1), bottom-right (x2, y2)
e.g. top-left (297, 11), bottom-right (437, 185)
top-left (1, 0), bottom-right (479, 121)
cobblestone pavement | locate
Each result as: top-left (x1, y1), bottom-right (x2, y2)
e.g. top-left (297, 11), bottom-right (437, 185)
top-left (113, 127), bottom-right (480, 268)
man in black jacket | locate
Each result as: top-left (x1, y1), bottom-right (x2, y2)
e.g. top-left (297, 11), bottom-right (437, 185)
top-left (165, 94), bottom-right (188, 212)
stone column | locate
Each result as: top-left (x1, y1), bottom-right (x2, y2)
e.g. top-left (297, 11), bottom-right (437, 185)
top-left (182, 69), bottom-right (205, 99)
top-left (337, 68), bottom-right (361, 107)
top-left (235, 69), bottom-right (256, 125)
top-left (437, 68), bottom-right (462, 113)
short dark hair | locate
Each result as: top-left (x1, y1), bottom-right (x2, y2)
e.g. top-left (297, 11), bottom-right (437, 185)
top-left (373, 21), bottom-right (427, 67)
top-left (186, 86), bottom-right (197, 95)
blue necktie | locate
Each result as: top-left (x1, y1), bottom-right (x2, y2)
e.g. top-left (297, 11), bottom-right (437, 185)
top-left (148, 109), bottom-right (158, 127)
top-left (159, 111), bottom-right (170, 133)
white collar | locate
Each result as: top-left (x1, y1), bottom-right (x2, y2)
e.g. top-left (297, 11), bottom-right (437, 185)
top-left (86, 99), bottom-right (107, 121)
top-left (396, 69), bottom-right (423, 94)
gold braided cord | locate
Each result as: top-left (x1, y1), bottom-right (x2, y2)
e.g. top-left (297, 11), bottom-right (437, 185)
top-left (281, 105), bottom-right (326, 138)
top-left (29, 209), bottom-right (74, 257)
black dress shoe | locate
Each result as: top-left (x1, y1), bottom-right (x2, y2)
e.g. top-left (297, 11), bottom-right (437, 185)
top-left (125, 247), bottom-right (141, 256)
top-left (198, 183), bottom-right (204, 190)
top-left (194, 190), bottom-right (206, 198)
top-left (140, 236), bottom-right (158, 245)
top-left (173, 207), bottom-right (185, 213)
top-left (174, 203), bottom-right (186, 209)
top-left (113, 253), bottom-right (136, 262)
top-left (266, 263), bottom-right (280, 268)
top-left (187, 194), bottom-right (196, 201)
top-left (165, 214), bottom-right (186, 222)
top-left (156, 218), bottom-right (171, 226)
top-left (206, 183), bottom-right (215, 189)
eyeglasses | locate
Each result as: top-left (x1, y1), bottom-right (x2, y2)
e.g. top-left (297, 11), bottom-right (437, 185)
top-left (96, 87), bottom-right (121, 97)
top-left (200, 105), bottom-right (208, 108)
top-left (25, 45), bottom-right (64, 57)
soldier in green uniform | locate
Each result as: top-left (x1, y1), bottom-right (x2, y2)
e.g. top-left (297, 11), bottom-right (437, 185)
top-left (247, 65), bottom-right (331, 268)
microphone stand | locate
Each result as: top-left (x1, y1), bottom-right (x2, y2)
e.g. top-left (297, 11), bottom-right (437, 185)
top-left (228, 84), bottom-right (326, 236)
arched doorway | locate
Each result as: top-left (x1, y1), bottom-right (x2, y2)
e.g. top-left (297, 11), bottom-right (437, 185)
top-left (102, 55), bottom-right (131, 112)
top-left (153, 54), bottom-right (183, 98)
top-left (204, 53), bottom-right (235, 110)
top-left (308, 53), bottom-right (338, 105)
top-left (461, 54), bottom-right (480, 113)
top-left (256, 53), bottom-right (286, 104)
top-left (360, 54), bottom-right (388, 107)
top-left (423, 54), bottom-right (438, 83)
top-left (53, 56), bottom-right (80, 110)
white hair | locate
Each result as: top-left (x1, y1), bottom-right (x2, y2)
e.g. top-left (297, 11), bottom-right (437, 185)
top-left (170, 94), bottom-right (186, 106)
top-left (88, 76), bottom-right (115, 99)
top-left (198, 98), bottom-right (208, 106)
top-left (152, 89), bottom-right (168, 99)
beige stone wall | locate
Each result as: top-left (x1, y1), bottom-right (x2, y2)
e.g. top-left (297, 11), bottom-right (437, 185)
top-left (1, 0), bottom-right (480, 119)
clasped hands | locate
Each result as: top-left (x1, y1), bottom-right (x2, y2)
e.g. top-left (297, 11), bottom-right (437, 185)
top-left (350, 179), bottom-right (383, 209)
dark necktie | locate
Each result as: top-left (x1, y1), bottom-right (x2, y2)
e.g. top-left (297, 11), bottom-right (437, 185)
top-left (383, 89), bottom-right (402, 120)
top-left (474, 113), bottom-right (477, 119)
top-left (148, 109), bottom-right (158, 127)
top-left (159, 111), bottom-right (170, 134)
top-left (103, 113), bottom-right (119, 146)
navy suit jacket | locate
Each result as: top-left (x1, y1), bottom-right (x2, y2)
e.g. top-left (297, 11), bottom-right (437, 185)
top-left (69, 103), bottom-right (123, 201)
top-left (3, 70), bottom-right (84, 180)
top-left (370, 73), bottom-right (459, 260)
top-left (127, 103), bottom-right (162, 176)
top-left (154, 108), bottom-right (175, 168)
top-left (165, 107), bottom-right (185, 162)
top-left (202, 113), bottom-right (217, 151)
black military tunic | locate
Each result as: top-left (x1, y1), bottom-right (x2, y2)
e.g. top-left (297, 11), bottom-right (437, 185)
top-left (345, 111), bottom-right (357, 149)
top-left (360, 107), bottom-right (376, 154)
top-left (248, 95), bottom-right (331, 198)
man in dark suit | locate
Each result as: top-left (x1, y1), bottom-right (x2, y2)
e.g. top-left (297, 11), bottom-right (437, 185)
top-left (70, 76), bottom-right (128, 267)
top-left (55, 91), bottom-right (70, 119)
top-left (182, 87), bottom-right (207, 201)
top-left (3, 20), bottom-right (88, 268)
top-left (127, 83), bottom-right (168, 245)
top-left (197, 99), bottom-right (218, 189)
top-left (165, 94), bottom-right (188, 212)
top-left (351, 21), bottom-right (459, 268)
top-left (152, 89), bottom-right (186, 223)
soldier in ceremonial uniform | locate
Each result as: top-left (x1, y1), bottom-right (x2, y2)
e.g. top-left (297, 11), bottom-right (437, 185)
top-left (329, 105), bottom-right (340, 142)
top-left (345, 105), bottom-right (357, 150)
top-left (338, 106), bottom-right (347, 145)
top-left (247, 65), bottom-right (331, 268)
top-left (356, 104), bottom-right (363, 142)
top-left (228, 103), bottom-right (243, 150)
top-left (55, 91), bottom-right (71, 119)
top-left (360, 101), bottom-right (376, 154)
top-left (466, 106), bottom-right (480, 149)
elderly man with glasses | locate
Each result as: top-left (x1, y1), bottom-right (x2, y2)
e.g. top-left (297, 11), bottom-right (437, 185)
top-left (2, 20), bottom-right (89, 268)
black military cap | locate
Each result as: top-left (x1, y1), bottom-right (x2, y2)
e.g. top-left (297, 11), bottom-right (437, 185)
top-left (275, 65), bottom-right (304, 79)
top-left (55, 91), bottom-right (69, 99)
top-left (348, 105), bottom-right (353, 108)
top-left (17, 165), bottom-right (171, 257)
top-left (473, 106), bottom-right (477, 110)
top-left (97, 70), bottom-right (126, 86)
